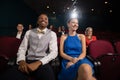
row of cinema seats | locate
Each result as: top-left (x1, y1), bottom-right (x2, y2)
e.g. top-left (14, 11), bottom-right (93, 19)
top-left (87, 40), bottom-right (120, 80)
top-left (0, 36), bottom-right (120, 80)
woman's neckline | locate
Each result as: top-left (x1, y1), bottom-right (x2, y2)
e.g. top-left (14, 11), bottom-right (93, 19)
top-left (68, 33), bottom-right (77, 37)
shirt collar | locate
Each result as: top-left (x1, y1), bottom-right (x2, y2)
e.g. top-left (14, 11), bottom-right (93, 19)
top-left (37, 28), bottom-right (47, 34)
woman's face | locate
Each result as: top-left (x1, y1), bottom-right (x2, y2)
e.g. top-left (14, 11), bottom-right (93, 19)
top-left (67, 18), bottom-right (79, 31)
top-left (86, 28), bottom-right (93, 36)
top-left (17, 24), bottom-right (24, 31)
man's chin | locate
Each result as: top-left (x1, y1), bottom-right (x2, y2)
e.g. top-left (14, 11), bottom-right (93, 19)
top-left (39, 26), bottom-right (46, 29)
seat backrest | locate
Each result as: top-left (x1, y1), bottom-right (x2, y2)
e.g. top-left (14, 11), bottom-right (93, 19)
top-left (87, 40), bottom-right (115, 59)
top-left (0, 36), bottom-right (22, 59)
top-left (97, 54), bottom-right (120, 80)
top-left (114, 41), bottom-right (120, 54)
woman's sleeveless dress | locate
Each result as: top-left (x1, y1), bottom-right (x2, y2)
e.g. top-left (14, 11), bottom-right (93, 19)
top-left (58, 34), bottom-right (94, 80)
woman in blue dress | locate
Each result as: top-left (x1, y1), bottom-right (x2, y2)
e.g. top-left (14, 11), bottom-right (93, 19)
top-left (58, 18), bottom-right (96, 80)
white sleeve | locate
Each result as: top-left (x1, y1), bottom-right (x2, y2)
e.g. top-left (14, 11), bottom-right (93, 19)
top-left (16, 30), bottom-right (30, 64)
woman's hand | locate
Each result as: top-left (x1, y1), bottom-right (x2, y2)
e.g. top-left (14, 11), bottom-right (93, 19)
top-left (71, 57), bottom-right (79, 64)
top-left (66, 61), bottom-right (74, 68)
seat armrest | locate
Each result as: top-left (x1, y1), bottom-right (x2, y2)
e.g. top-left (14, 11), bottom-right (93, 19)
top-left (0, 55), bottom-right (9, 61)
top-left (7, 57), bottom-right (16, 66)
top-left (86, 55), bottom-right (101, 66)
top-left (0, 55), bottom-right (9, 72)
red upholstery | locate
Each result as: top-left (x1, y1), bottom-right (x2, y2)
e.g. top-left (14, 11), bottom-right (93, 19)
top-left (97, 54), bottom-right (120, 80)
top-left (87, 40), bottom-right (120, 80)
top-left (88, 40), bottom-right (115, 59)
top-left (0, 36), bottom-right (22, 74)
top-left (57, 37), bottom-right (60, 46)
top-left (114, 41), bottom-right (120, 54)
top-left (0, 36), bottom-right (22, 59)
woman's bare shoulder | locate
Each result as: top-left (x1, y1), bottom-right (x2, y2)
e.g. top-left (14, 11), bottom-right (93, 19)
top-left (78, 33), bottom-right (85, 38)
top-left (61, 34), bottom-right (67, 40)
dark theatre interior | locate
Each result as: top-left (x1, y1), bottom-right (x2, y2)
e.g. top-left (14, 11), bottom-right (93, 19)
top-left (0, 0), bottom-right (120, 80)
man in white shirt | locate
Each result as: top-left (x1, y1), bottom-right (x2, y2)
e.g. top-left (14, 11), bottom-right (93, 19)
top-left (16, 24), bottom-right (25, 39)
top-left (2, 13), bottom-right (58, 80)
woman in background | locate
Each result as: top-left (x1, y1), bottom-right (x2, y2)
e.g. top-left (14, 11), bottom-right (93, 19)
top-left (85, 27), bottom-right (97, 47)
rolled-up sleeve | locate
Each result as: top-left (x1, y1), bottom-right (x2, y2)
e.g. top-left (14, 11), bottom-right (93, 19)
top-left (40, 31), bottom-right (58, 65)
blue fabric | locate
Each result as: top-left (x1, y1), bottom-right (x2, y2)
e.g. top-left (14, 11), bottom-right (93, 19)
top-left (58, 34), bottom-right (94, 80)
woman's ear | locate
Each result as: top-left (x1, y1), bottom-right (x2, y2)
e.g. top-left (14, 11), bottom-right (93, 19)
top-left (67, 23), bottom-right (70, 28)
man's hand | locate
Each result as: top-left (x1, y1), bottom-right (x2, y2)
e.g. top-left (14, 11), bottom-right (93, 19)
top-left (18, 60), bottom-right (29, 74)
top-left (27, 61), bottom-right (42, 72)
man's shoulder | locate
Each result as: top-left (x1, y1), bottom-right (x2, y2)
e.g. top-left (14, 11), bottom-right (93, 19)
top-left (48, 29), bottom-right (56, 35)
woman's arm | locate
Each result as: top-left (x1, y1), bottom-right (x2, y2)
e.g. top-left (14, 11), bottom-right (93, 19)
top-left (77, 34), bottom-right (86, 60)
top-left (59, 35), bottom-right (73, 61)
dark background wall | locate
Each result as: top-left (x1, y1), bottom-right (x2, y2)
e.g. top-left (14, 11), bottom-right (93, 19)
top-left (0, 0), bottom-right (117, 37)
top-left (0, 0), bottom-right (37, 36)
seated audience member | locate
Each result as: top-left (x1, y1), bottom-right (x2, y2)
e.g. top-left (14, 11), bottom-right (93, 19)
top-left (85, 27), bottom-right (97, 47)
top-left (49, 25), bottom-right (57, 33)
top-left (57, 26), bottom-right (63, 37)
top-left (58, 18), bottom-right (96, 80)
top-left (61, 26), bottom-right (66, 34)
top-left (28, 24), bottom-right (32, 30)
top-left (13, 23), bottom-right (25, 40)
top-left (1, 13), bottom-right (58, 80)
top-left (49, 25), bottom-right (54, 31)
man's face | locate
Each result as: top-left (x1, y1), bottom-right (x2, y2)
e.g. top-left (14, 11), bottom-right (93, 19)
top-left (17, 24), bottom-right (24, 31)
top-left (37, 14), bottom-right (48, 29)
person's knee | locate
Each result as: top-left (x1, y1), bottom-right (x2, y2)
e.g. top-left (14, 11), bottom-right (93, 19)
top-left (78, 64), bottom-right (92, 74)
top-left (77, 64), bottom-right (96, 80)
